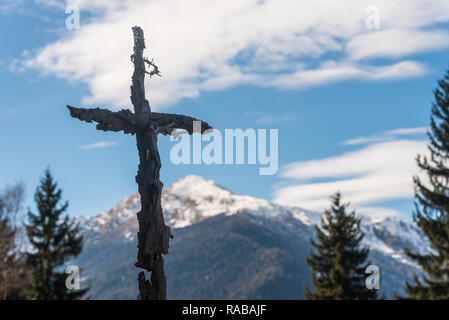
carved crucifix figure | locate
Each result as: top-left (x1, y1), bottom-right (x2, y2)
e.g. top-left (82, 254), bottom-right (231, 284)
top-left (67, 26), bottom-right (212, 300)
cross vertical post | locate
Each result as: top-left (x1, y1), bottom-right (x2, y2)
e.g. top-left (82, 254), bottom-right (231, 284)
top-left (131, 26), bottom-right (170, 300)
top-left (67, 26), bottom-right (212, 300)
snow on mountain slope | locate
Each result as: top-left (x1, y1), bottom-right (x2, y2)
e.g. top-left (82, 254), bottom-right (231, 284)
top-left (361, 217), bottom-right (431, 267)
top-left (79, 175), bottom-right (430, 269)
top-left (81, 175), bottom-right (317, 232)
top-left (163, 175), bottom-right (319, 228)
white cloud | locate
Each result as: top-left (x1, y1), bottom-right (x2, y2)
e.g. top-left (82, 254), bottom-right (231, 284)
top-left (19, 0), bottom-right (449, 109)
top-left (268, 60), bottom-right (427, 89)
top-left (274, 128), bottom-right (429, 218)
top-left (51, 0), bottom-right (125, 12)
top-left (79, 141), bottom-right (118, 150)
top-left (343, 135), bottom-right (391, 146)
top-left (387, 127), bottom-right (428, 135)
top-left (343, 126), bottom-right (427, 145)
top-left (347, 29), bottom-right (449, 60)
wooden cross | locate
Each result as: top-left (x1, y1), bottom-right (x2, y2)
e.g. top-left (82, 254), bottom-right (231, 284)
top-left (67, 26), bottom-right (212, 300)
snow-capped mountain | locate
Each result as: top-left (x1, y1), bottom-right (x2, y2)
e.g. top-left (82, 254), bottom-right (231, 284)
top-left (75, 175), bottom-right (430, 299)
top-left (81, 175), bottom-right (321, 237)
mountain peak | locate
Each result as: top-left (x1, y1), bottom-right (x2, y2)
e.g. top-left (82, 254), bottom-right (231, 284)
top-left (82, 175), bottom-right (315, 231)
top-left (164, 175), bottom-right (232, 200)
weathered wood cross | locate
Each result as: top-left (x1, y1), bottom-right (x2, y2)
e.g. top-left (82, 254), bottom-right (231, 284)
top-left (67, 26), bottom-right (212, 300)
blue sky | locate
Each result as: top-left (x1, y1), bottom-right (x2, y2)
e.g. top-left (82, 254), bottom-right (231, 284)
top-left (1, 0), bottom-right (449, 220)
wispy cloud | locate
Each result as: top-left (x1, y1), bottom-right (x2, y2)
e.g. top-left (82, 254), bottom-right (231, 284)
top-left (343, 127), bottom-right (427, 145)
top-left (79, 141), bottom-right (118, 150)
top-left (387, 127), bottom-right (428, 135)
top-left (268, 60), bottom-right (427, 89)
top-left (0, 0), bottom-right (23, 13)
top-left (274, 127), bottom-right (429, 219)
top-left (18, 0), bottom-right (449, 109)
top-left (347, 29), bottom-right (449, 60)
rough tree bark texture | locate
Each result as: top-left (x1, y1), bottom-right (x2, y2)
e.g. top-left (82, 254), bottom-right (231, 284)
top-left (67, 26), bottom-right (211, 300)
top-left (131, 26), bottom-right (171, 301)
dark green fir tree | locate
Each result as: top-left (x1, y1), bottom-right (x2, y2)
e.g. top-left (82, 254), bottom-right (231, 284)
top-left (401, 68), bottom-right (449, 300)
top-left (25, 169), bottom-right (88, 300)
top-left (305, 192), bottom-right (378, 300)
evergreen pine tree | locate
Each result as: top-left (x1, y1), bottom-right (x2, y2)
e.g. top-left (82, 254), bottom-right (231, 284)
top-left (401, 68), bottom-right (449, 299)
top-left (25, 169), bottom-right (87, 300)
top-left (305, 192), bottom-right (378, 300)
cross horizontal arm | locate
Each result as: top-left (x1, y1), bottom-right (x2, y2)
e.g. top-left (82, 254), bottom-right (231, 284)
top-left (67, 105), bottom-right (212, 136)
top-left (149, 112), bottom-right (212, 135)
top-left (67, 105), bottom-right (138, 134)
